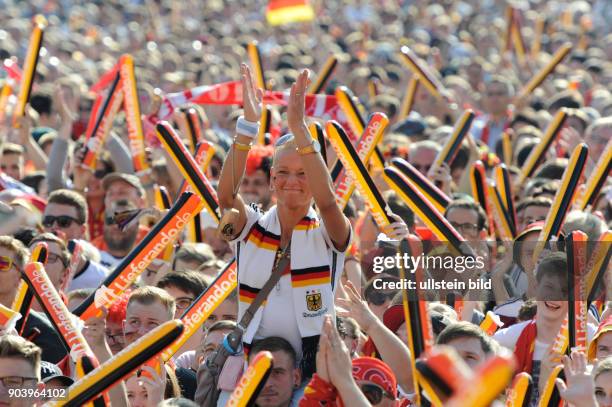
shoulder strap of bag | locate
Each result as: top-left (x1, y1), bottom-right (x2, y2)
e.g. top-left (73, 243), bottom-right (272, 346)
top-left (237, 244), bottom-right (291, 331)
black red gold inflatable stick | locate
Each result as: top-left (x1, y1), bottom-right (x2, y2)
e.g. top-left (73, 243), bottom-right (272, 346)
top-left (333, 113), bottom-right (388, 210)
top-left (226, 351), bottom-right (273, 407)
top-left (578, 137), bottom-right (611, 210)
top-left (82, 71), bottom-right (123, 169)
top-left (505, 373), bottom-right (533, 407)
top-left (534, 144), bottom-right (589, 259)
top-left (120, 54), bottom-right (149, 173)
top-left (247, 41), bottom-right (266, 90)
top-left (517, 43), bottom-right (572, 100)
top-left (391, 158), bottom-right (450, 214)
top-left (161, 260), bottom-right (237, 361)
top-left (494, 164), bottom-right (517, 235)
top-left (398, 77), bottom-right (419, 120)
top-left (334, 86), bottom-right (385, 170)
top-left (566, 231), bottom-right (588, 352)
top-left (308, 122), bottom-right (327, 165)
top-left (399, 237), bottom-right (434, 406)
top-left (518, 109), bottom-right (568, 185)
top-left (12, 15), bottom-right (45, 127)
top-left (432, 110), bottom-right (474, 169)
top-left (74, 192), bottom-right (204, 320)
top-left (399, 46), bottom-right (447, 100)
top-left (470, 161), bottom-right (495, 237)
top-left (308, 55), bottom-right (338, 95)
top-left (584, 230), bottom-right (611, 305)
top-left (156, 121), bottom-right (221, 224)
top-left (47, 320), bottom-right (184, 407)
top-left (326, 121), bottom-right (393, 230)
top-left (383, 166), bottom-right (475, 258)
top-left (537, 366), bottom-right (565, 407)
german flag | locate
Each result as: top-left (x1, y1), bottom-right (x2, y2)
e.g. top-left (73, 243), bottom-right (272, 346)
top-left (291, 266), bottom-right (330, 288)
top-left (246, 223), bottom-right (281, 251)
top-left (239, 284), bottom-right (263, 305)
top-left (266, 0), bottom-right (315, 26)
top-left (294, 217), bottom-right (319, 231)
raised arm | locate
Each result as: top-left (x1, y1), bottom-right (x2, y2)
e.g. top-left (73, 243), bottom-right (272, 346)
top-left (217, 64), bottom-right (262, 237)
top-left (287, 70), bottom-right (350, 250)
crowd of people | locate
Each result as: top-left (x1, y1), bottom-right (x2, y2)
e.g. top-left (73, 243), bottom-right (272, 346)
top-left (0, 0), bottom-right (611, 406)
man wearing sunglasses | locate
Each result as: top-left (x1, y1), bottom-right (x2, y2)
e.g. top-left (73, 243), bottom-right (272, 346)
top-left (96, 199), bottom-right (141, 269)
top-left (0, 335), bottom-right (45, 407)
top-left (407, 140), bottom-right (441, 177)
top-left (42, 189), bottom-right (109, 291)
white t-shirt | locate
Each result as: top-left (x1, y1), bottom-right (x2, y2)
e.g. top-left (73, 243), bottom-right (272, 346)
top-left (68, 260), bottom-right (109, 292)
top-left (255, 273), bottom-right (304, 360)
top-left (99, 251), bottom-right (122, 269)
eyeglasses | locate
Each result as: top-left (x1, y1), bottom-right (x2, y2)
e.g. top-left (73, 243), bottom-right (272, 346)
top-left (357, 381), bottom-right (395, 404)
top-left (0, 376), bottom-right (39, 389)
top-left (449, 221), bottom-right (479, 234)
top-left (47, 252), bottom-right (69, 267)
top-left (0, 256), bottom-right (16, 272)
top-left (42, 215), bottom-right (82, 228)
top-left (106, 331), bottom-right (125, 345)
top-left (94, 169), bottom-right (110, 179)
top-left (366, 290), bottom-right (396, 306)
top-left (175, 297), bottom-right (195, 311)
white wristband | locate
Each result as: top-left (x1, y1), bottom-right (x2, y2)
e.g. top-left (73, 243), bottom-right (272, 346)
top-left (236, 116), bottom-right (260, 139)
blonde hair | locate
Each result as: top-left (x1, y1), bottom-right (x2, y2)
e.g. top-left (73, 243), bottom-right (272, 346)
top-left (272, 135), bottom-right (297, 167)
top-left (128, 286), bottom-right (176, 319)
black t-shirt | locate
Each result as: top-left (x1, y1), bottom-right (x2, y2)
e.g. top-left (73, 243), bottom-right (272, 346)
top-left (22, 311), bottom-right (69, 364)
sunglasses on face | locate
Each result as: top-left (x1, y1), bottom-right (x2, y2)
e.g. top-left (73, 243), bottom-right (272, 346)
top-left (0, 256), bottom-right (16, 272)
top-left (42, 215), bottom-right (81, 228)
top-left (94, 169), bottom-right (110, 179)
top-left (357, 381), bottom-right (395, 405)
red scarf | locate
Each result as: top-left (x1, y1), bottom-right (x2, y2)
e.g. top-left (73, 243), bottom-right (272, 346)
top-left (514, 319), bottom-right (537, 374)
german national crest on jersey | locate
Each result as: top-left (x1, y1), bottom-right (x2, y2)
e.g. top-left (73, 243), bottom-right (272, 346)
top-left (306, 289), bottom-right (322, 311)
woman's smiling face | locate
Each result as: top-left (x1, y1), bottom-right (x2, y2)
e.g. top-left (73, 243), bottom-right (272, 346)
top-left (271, 147), bottom-right (312, 209)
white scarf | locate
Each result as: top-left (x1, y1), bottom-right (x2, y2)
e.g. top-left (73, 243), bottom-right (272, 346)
top-left (236, 205), bottom-right (340, 345)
